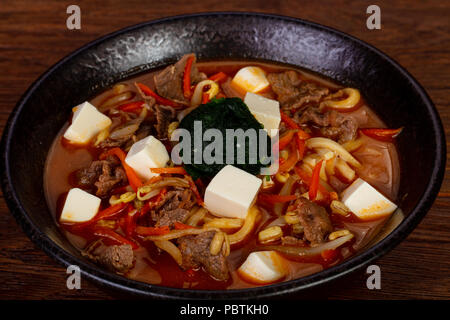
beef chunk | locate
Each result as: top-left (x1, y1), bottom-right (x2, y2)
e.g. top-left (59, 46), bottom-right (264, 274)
top-left (267, 71), bottom-right (329, 111)
top-left (293, 197), bottom-right (333, 245)
top-left (152, 189), bottom-right (196, 228)
top-left (76, 155), bottom-right (127, 197)
top-left (153, 104), bottom-right (176, 139)
top-left (154, 53), bottom-right (206, 103)
top-left (82, 243), bottom-right (134, 274)
top-left (177, 231), bottom-right (229, 281)
top-left (98, 115), bottom-right (145, 148)
top-left (296, 106), bottom-right (358, 143)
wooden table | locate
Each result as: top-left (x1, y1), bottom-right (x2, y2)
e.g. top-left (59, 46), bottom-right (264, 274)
top-left (0, 0), bottom-right (448, 300)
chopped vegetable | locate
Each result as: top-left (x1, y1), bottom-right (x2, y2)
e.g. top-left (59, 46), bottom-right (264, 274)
top-left (321, 88), bottom-right (361, 111)
top-left (150, 167), bottom-right (187, 175)
top-left (118, 101), bottom-right (145, 113)
top-left (190, 80), bottom-right (220, 107)
top-left (273, 175), bottom-right (296, 216)
top-left (259, 194), bottom-right (297, 205)
top-left (309, 160), bottom-right (324, 201)
top-left (125, 208), bottom-right (138, 237)
top-left (183, 56), bottom-right (195, 99)
top-left (280, 112), bottom-right (300, 129)
top-left (258, 226), bottom-right (283, 243)
top-left (94, 202), bottom-right (128, 223)
top-left (135, 82), bottom-right (181, 108)
top-left (360, 127), bottom-right (403, 142)
top-left (202, 92), bottom-right (210, 104)
top-left (294, 166), bottom-right (331, 197)
top-left (100, 147), bottom-right (143, 191)
top-left (278, 144), bottom-right (299, 172)
top-left (306, 137), bottom-right (361, 168)
top-left (265, 233), bottom-right (354, 257)
top-left (208, 71), bottom-right (227, 83)
top-left (321, 249), bottom-right (338, 262)
top-left (174, 222), bottom-right (194, 230)
top-left (93, 227), bottom-right (138, 249)
top-left (185, 174), bottom-right (204, 206)
top-left (278, 130), bottom-right (297, 150)
top-left (154, 240), bottom-right (183, 265)
top-left (135, 225), bottom-right (171, 236)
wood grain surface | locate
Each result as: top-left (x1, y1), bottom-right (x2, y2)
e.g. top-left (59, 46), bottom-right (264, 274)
top-left (0, 0), bottom-right (448, 300)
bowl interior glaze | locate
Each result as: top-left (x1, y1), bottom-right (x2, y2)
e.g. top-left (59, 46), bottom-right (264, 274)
top-left (0, 12), bottom-right (445, 299)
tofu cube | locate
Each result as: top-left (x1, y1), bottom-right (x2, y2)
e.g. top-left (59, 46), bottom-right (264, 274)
top-left (125, 135), bottom-right (169, 180)
top-left (60, 188), bottom-right (101, 223)
top-left (238, 251), bottom-right (287, 284)
top-left (204, 165), bottom-right (262, 219)
top-left (64, 101), bottom-right (112, 144)
top-left (244, 92), bottom-right (281, 137)
top-left (341, 178), bottom-right (397, 220)
top-left (231, 66), bottom-right (270, 94)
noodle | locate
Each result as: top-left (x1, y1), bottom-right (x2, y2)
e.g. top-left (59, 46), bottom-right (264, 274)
top-left (209, 232), bottom-right (225, 255)
top-left (186, 207), bottom-right (208, 226)
top-left (265, 233), bottom-right (354, 257)
top-left (203, 218), bottom-right (244, 229)
top-left (228, 206), bottom-right (260, 245)
top-left (306, 137), bottom-right (361, 168)
top-left (154, 240), bottom-right (183, 266)
top-left (274, 176), bottom-right (296, 216)
top-left (99, 91), bottom-right (134, 111)
top-left (146, 177), bottom-right (190, 189)
top-left (137, 188), bottom-right (161, 201)
top-left (320, 88), bottom-right (360, 110)
top-left (144, 227), bottom-right (215, 241)
top-left (190, 80), bottom-right (219, 107)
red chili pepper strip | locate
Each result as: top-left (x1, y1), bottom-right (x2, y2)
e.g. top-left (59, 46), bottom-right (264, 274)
top-left (183, 56), bottom-right (195, 99)
top-left (136, 82), bottom-right (181, 109)
top-left (208, 72), bottom-right (227, 83)
top-left (195, 178), bottom-right (205, 194)
top-left (135, 225), bottom-right (170, 236)
top-left (139, 202), bottom-right (151, 218)
top-left (294, 166), bottom-right (330, 197)
top-left (64, 203), bottom-right (129, 232)
top-left (185, 175), bottom-right (204, 206)
top-left (309, 160), bottom-right (324, 201)
top-left (174, 222), bottom-right (195, 230)
top-left (147, 188), bottom-right (167, 209)
top-left (277, 130), bottom-right (297, 151)
top-left (201, 92), bottom-right (210, 104)
top-left (150, 167), bottom-right (187, 175)
top-left (95, 202), bottom-right (128, 222)
top-left (258, 194), bottom-right (297, 205)
top-left (215, 92), bottom-right (226, 99)
top-left (321, 249), bottom-right (338, 262)
top-left (125, 207), bottom-right (138, 238)
top-left (118, 101), bottom-right (145, 113)
top-left (280, 112), bottom-right (300, 129)
top-left (93, 227), bottom-right (138, 249)
top-left (296, 129), bottom-right (311, 140)
top-left (360, 127), bottom-right (403, 142)
top-left (296, 135), bottom-right (306, 160)
top-left (278, 144), bottom-right (299, 173)
top-left (100, 148), bottom-right (143, 191)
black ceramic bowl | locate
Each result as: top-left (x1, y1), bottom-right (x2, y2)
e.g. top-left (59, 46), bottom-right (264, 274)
top-left (0, 12), bottom-right (446, 299)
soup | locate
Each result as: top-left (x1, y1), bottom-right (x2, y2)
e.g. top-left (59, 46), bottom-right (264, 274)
top-left (44, 54), bottom-right (402, 289)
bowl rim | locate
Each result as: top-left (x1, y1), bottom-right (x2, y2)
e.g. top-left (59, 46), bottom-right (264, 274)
top-left (0, 11), bottom-right (446, 299)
